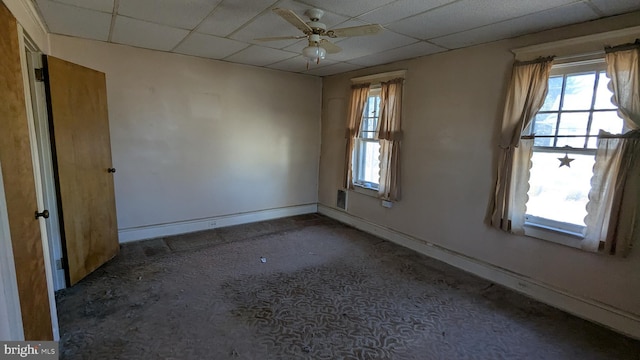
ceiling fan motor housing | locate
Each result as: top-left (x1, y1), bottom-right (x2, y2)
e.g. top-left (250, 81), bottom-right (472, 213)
top-left (309, 34), bottom-right (321, 45)
top-left (305, 8), bottom-right (324, 21)
top-left (307, 21), bottom-right (326, 34)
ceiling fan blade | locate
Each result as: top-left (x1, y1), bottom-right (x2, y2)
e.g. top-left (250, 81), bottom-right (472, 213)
top-left (327, 24), bottom-right (383, 38)
top-left (255, 35), bottom-right (307, 42)
top-left (319, 39), bottom-right (341, 54)
top-left (273, 8), bottom-right (312, 34)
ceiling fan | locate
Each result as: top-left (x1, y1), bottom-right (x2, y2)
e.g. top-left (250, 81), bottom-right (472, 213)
top-left (256, 8), bottom-right (384, 66)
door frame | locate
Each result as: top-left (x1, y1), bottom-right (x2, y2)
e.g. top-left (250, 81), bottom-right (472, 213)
top-left (24, 38), bottom-right (66, 292)
top-left (18, 25), bottom-right (60, 340)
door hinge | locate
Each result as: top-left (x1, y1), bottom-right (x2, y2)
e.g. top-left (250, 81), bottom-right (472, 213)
top-left (34, 68), bottom-right (44, 82)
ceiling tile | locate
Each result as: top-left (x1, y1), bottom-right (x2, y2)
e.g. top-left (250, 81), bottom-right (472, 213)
top-left (52, 0), bottom-right (114, 13)
top-left (358, 0), bottom-right (455, 25)
top-left (590, 0), bottom-right (640, 16)
top-left (431, 2), bottom-right (599, 49)
top-left (266, 55), bottom-right (336, 73)
top-left (173, 33), bottom-right (249, 59)
top-left (297, 0), bottom-right (396, 17)
top-left (111, 16), bottom-right (190, 51)
top-left (281, 39), bottom-right (308, 52)
top-left (36, 0), bottom-right (111, 40)
top-left (224, 45), bottom-right (298, 66)
top-left (117, 0), bottom-right (221, 29)
top-left (349, 41), bottom-right (446, 66)
top-left (198, 0), bottom-right (277, 37)
top-left (328, 30), bottom-right (418, 61)
top-left (387, 0), bottom-right (577, 39)
top-left (305, 62), bottom-right (364, 76)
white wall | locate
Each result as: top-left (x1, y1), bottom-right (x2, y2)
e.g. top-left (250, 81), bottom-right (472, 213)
top-left (49, 35), bottom-right (322, 235)
top-left (319, 12), bottom-right (640, 322)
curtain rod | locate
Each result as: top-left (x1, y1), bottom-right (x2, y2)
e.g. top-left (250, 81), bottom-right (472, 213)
top-left (605, 39), bottom-right (640, 53)
top-left (522, 134), bottom-right (635, 140)
top-left (514, 56), bottom-right (555, 66)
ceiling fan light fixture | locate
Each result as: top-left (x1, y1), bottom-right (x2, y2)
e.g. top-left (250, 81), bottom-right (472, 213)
top-left (302, 45), bottom-right (326, 62)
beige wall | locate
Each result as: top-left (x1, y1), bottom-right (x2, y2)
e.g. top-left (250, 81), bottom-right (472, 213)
top-left (319, 12), bottom-right (640, 316)
top-left (49, 35), bottom-right (322, 230)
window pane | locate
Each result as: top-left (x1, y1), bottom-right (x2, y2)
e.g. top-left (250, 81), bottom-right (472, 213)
top-left (556, 112), bottom-right (589, 148)
top-left (594, 71), bottom-right (617, 110)
top-left (360, 117), bottom-right (377, 139)
top-left (527, 151), bottom-right (595, 227)
top-left (367, 96), bottom-right (379, 117)
top-left (540, 76), bottom-right (563, 111)
top-left (587, 111), bottom-right (625, 148)
top-left (561, 73), bottom-right (596, 111)
top-left (357, 141), bottom-right (380, 184)
top-left (532, 113), bottom-right (557, 147)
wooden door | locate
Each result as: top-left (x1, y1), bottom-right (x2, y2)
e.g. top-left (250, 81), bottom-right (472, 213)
top-left (0, 2), bottom-right (53, 340)
top-left (44, 56), bottom-right (119, 286)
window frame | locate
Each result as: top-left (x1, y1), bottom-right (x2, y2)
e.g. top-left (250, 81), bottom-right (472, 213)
top-left (522, 58), bottom-right (623, 247)
top-left (352, 87), bottom-right (381, 191)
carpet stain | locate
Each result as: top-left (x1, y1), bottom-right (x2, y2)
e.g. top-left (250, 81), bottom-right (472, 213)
top-left (55, 215), bottom-right (640, 359)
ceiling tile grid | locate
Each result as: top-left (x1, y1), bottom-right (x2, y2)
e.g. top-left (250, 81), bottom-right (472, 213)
top-left (52, 0), bottom-right (113, 13)
top-left (111, 16), bottom-right (190, 51)
top-left (589, 0), bottom-right (640, 15)
top-left (328, 30), bottom-right (419, 62)
top-left (173, 32), bottom-right (249, 59)
top-left (386, 0), bottom-right (579, 40)
top-left (35, 0), bottom-right (111, 41)
top-left (267, 55), bottom-right (338, 72)
top-left (358, 0), bottom-right (457, 25)
top-left (224, 45), bottom-right (298, 67)
top-left (117, 0), bottom-right (222, 30)
top-left (348, 41), bottom-right (447, 67)
top-left (33, 0), bottom-right (640, 76)
top-left (297, 0), bottom-right (396, 17)
top-left (430, 2), bottom-right (600, 49)
top-left (197, 0), bottom-right (278, 37)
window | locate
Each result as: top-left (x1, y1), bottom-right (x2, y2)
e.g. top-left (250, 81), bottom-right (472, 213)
top-left (353, 88), bottom-right (381, 190)
top-left (524, 60), bottom-right (625, 238)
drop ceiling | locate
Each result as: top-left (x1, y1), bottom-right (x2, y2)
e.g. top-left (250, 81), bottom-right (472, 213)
top-left (33, 0), bottom-right (640, 76)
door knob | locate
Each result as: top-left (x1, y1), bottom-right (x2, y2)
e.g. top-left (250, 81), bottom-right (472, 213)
top-left (108, 168), bottom-right (116, 173)
top-left (35, 210), bottom-right (50, 219)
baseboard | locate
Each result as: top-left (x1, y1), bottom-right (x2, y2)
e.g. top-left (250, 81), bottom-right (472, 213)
top-left (318, 204), bottom-right (640, 340)
top-left (118, 204), bottom-right (318, 243)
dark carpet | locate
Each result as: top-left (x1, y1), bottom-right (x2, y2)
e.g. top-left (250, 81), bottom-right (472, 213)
top-left (56, 214), bottom-right (639, 359)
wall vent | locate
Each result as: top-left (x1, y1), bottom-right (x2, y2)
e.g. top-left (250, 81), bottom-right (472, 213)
top-left (337, 189), bottom-right (347, 210)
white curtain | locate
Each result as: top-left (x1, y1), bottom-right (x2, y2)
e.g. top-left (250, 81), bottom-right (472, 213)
top-left (491, 58), bottom-right (554, 233)
top-left (376, 78), bottom-right (403, 201)
top-left (583, 45), bottom-right (640, 256)
top-left (584, 131), bottom-right (640, 255)
top-left (344, 83), bottom-right (371, 189)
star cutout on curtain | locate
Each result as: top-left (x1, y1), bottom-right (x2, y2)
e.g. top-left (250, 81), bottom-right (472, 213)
top-left (558, 154), bottom-right (575, 168)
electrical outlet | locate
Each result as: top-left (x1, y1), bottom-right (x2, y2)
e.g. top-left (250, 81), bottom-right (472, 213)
top-left (55, 259), bottom-right (63, 270)
top-left (209, 220), bottom-right (216, 228)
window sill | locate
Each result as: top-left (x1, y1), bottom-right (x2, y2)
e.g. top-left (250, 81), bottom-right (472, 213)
top-left (523, 222), bottom-right (583, 249)
top-left (352, 184), bottom-right (379, 198)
